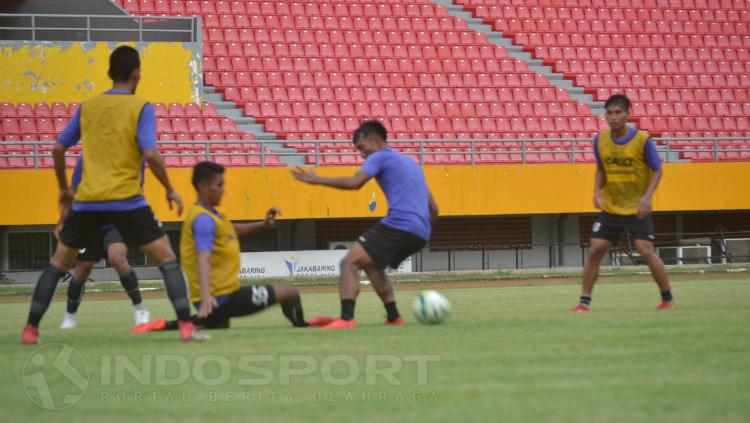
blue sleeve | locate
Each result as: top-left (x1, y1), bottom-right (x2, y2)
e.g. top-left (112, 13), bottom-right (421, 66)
top-left (592, 134), bottom-right (601, 167)
top-left (643, 139), bottom-right (662, 171)
top-left (360, 151), bottom-right (383, 177)
top-left (72, 157), bottom-right (83, 189)
top-left (193, 214), bottom-right (216, 253)
top-left (58, 107), bottom-right (82, 148)
top-left (136, 103), bottom-right (157, 151)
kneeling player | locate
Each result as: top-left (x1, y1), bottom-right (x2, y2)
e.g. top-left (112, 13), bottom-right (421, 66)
top-left (133, 161), bottom-right (330, 334)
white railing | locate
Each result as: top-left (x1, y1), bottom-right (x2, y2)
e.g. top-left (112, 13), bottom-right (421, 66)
top-left (1, 138), bottom-right (748, 168)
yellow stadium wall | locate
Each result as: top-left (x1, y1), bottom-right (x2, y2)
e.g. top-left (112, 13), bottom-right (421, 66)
top-left (0, 41), bottom-right (200, 104)
top-left (1, 163), bottom-right (749, 226)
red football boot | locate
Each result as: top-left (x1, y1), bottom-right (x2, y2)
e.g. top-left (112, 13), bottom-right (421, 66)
top-left (21, 324), bottom-right (39, 345)
top-left (307, 316), bottom-right (335, 327)
top-left (132, 318), bottom-right (168, 333)
top-left (569, 304), bottom-right (590, 312)
top-left (384, 316), bottom-right (406, 326)
top-left (322, 318), bottom-right (357, 330)
top-left (656, 301), bottom-right (677, 310)
top-left (178, 321), bottom-right (211, 342)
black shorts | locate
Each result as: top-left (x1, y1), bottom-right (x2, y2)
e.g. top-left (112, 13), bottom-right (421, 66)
top-left (77, 227), bottom-right (126, 262)
top-left (60, 206), bottom-right (164, 250)
top-left (193, 285), bottom-right (277, 329)
top-left (591, 211), bottom-right (656, 244)
top-left (357, 223), bottom-right (427, 270)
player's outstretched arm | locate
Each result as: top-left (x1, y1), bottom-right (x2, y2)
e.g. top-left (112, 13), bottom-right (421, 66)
top-left (233, 207), bottom-right (281, 237)
top-left (291, 167), bottom-right (371, 190)
top-left (143, 149), bottom-right (184, 216)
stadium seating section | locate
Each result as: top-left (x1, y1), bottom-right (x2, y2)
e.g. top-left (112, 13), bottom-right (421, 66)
top-left (1, 0), bottom-right (748, 167)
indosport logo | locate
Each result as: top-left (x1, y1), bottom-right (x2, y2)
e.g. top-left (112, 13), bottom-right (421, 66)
top-left (22, 344), bottom-right (89, 410)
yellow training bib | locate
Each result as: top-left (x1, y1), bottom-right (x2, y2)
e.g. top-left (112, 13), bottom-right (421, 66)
top-left (596, 129), bottom-right (652, 216)
top-left (180, 204), bottom-right (241, 302)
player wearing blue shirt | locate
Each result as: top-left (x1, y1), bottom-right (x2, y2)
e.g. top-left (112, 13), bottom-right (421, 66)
top-left (22, 46), bottom-right (205, 345)
top-left (56, 157), bottom-right (150, 330)
top-left (292, 120), bottom-right (439, 330)
top-left (571, 94), bottom-right (675, 313)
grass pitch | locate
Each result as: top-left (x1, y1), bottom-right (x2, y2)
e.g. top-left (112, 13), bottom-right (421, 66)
top-left (1, 276), bottom-right (748, 423)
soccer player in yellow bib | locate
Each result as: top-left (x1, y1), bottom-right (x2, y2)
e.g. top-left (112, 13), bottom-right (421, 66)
top-left (571, 94), bottom-right (676, 312)
top-left (21, 46), bottom-right (204, 344)
top-left (132, 161), bottom-right (332, 333)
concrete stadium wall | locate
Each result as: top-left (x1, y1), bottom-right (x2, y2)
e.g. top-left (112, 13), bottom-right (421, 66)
top-left (0, 41), bottom-right (201, 104)
top-left (1, 163), bottom-right (749, 226)
top-left (419, 214), bottom-right (598, 271)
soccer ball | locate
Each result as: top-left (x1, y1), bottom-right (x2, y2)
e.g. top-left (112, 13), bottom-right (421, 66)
top-left (412, 290), bottom-right (451, 324)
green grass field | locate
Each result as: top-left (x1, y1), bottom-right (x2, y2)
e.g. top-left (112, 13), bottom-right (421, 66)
top-left (1, 276), bottom-right (749, 423)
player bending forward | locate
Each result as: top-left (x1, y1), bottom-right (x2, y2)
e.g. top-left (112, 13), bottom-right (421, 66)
top-left (133, 161), bottom-right (332, 334)
top-left (292, 120), bottom-right (439, 329)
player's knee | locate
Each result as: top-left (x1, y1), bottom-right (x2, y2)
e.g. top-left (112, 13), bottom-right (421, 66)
top-left (636, 245), bottom-right (657, 260)
top-left (108, 252), bottom-right (129, 271)
top-left (74, 262), bottom-right (94, 281)
top-left (273, 284), bottom-right (300, 302)
top-left (588, 247), bottom-right (608, 261)
top-left (340, 256), bottom-right (356, 270)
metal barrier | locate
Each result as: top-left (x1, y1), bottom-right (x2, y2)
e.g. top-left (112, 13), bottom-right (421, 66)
top-left (0, 13), bottom-right (198, 42)
top-left (1, 138), bottom-right (749, 168)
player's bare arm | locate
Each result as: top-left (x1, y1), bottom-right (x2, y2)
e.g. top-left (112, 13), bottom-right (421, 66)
top-left (196, 251), bottom-right (217, 318)
top-left (292, 167), bottom-right (371, 190)
top-left (52, 142), bottom-right (74, 209)
top-left (233, 207), bottom-right (281, 237)
top-left (593, 164), bottom-right (607, 209)
top-left (143, 148), bottom-right (184, 215)
top-left (428, 190), bottom-right (439, 223)
top-left (637, 168), bottom-right (663, 217)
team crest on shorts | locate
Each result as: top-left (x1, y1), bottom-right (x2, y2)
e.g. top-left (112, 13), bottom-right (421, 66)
top-left (78, 248), bottom-right (86, 254)
top-left (592, 222), bottom-right (601, 233)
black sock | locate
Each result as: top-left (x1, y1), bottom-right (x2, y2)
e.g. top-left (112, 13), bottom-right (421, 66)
top-left (340, 299), bottom-right (356, 321)
top-left (282, 301), bottom-right (309, 327)
top-left (580, 294), bottom-right (592, 306)
top-left (119, 270), bottom-right (142, 305)
top-left (159, 260), bottom-right (191, 321)
top-left (384, 301), bottom-right (400, 322)
top-left (66, 278), bottom-right (85, 314)
top-left (27, 266), bottom-right (65, 327)
top-left (661, 290), bottom-right (673, 302)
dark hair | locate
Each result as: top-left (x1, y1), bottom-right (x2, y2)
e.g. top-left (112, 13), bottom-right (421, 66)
top-left (352, 120), bottom-right (388, 144)
top-left (192, 161), bottom-right (225, 190)
top-left (605, 94), bottom-right (631, 112)
top-left (109, 45), bottom-right (140, 82)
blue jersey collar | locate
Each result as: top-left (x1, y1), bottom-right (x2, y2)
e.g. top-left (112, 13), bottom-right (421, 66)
top-left (612, 127), bottom-right (637, 145)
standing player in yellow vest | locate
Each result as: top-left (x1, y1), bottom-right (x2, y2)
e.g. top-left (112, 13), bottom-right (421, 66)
top-left (21, 46), bottom-right (205, 344)
top-left (132, 161), bottom-right (332, 333)
top-left (571, 94), bottom-right (675, 312)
